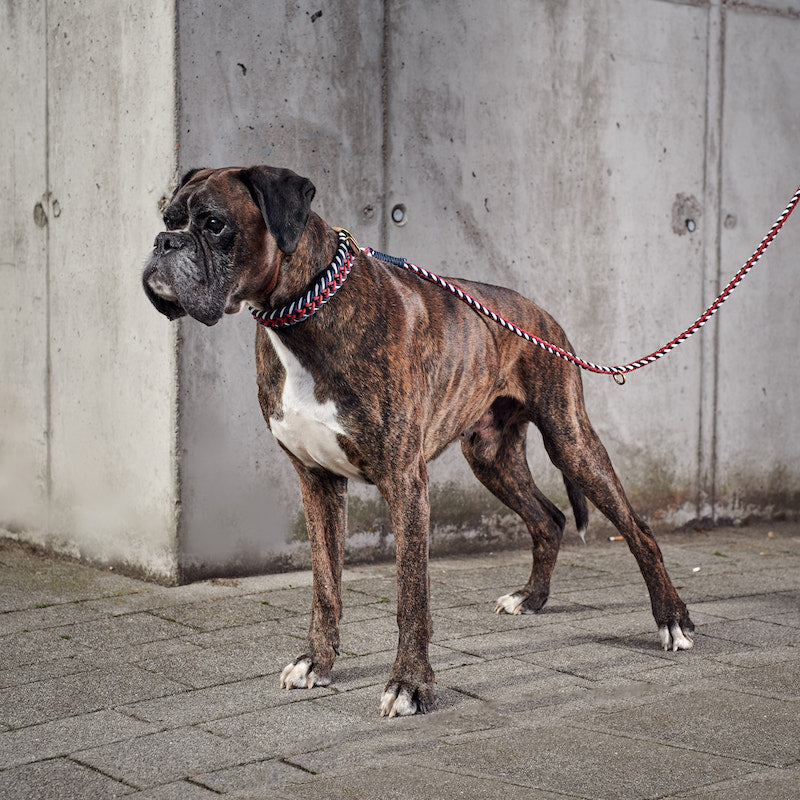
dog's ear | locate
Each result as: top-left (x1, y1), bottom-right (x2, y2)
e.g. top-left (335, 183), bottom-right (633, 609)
top-left (171, 168), bottom-right (206, 200)
top-left (240, 166), bottom-right (316, 254)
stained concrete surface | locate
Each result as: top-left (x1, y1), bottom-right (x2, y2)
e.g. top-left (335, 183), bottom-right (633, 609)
top-left (4, 0), bottom-right (800, 582)
top-left (173, 0), bottom-right (800, 577)
top-left (0, 521), bottom-right (798, 798)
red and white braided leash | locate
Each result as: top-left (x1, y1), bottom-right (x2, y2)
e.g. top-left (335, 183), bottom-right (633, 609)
top-left (365, 184), bottom-right (800, 383)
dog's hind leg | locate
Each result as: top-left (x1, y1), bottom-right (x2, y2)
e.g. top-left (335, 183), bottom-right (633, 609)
top-left (280, 459), bottom-right (347, 690)
top-left (461, 398), bottom-right (566, 615)
top-left (536, 403), bottom-right (694, 651)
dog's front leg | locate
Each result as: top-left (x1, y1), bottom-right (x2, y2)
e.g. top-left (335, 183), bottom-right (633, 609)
top-left (378, 459), bottom-right (436, 717)
top-left (280, 459), bottom-right (347, 691)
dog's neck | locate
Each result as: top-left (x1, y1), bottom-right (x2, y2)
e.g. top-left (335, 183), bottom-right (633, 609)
top-left (266, 212), bottom-right (341, 312)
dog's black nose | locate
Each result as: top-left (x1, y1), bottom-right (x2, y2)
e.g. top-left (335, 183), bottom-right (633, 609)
top-left (155, 231), bottom-right (192, 255)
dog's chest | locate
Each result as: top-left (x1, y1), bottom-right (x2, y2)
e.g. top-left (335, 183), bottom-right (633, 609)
top-left (266, 331), bottom-right (364, 482)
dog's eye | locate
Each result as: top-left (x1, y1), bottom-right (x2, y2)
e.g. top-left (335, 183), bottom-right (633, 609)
top-left (205, 217), bottom-right (225, 235)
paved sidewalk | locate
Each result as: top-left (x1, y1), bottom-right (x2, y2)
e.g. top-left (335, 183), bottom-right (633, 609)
top-left (0, 522), bottom-right (798, 799)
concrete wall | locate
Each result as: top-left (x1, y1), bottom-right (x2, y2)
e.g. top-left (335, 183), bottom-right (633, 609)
top-left (1, 1), bottom-right (180, 581)
top-left (174, 0), bottom-right (800, 578)
top-left (3, 0), bottom-right (799, 581)
top-left (716, 7), bottom-right (800, 516)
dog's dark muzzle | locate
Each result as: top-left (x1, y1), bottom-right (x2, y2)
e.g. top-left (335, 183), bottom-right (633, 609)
top-left (142, 232), bottom-right (224, 326)
top-left (142, 258), bottom-right (187, 321)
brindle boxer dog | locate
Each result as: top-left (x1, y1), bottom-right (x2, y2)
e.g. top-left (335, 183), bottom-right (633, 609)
top-left (143, 165), bottom-right (694, 718)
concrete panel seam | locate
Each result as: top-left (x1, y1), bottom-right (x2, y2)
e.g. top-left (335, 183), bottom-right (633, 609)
top-left (168, 0), bottom-right (181, 579)
top-left (698, 0), bottom-right (727, 523)
top-left (380, 0), bottom-right (390, 248)
top-left (43, 0), bottom-right (54, 527)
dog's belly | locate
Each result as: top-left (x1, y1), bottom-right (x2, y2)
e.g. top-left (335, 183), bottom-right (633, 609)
top-left (266, 331), bottom-right (365, 482)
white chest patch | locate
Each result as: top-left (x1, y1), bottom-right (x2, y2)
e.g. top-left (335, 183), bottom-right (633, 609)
top-left (266, 331), bottom-right (364, 482)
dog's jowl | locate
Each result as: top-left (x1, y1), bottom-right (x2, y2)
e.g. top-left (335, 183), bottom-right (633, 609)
top-left (143, 165), bottom-right (694, 718)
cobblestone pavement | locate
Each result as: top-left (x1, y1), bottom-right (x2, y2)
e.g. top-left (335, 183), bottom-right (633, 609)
top-left (0, 522), bottom-right (798, 799)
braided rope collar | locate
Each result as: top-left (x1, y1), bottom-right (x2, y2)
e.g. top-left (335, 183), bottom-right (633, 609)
top-left (249, 231), bottom-right (354, 328)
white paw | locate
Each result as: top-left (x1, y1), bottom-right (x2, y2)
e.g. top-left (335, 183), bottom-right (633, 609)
top-left (495, 592), bottom-right (525, 615)
top-left (658, 623), bottom-right (695, 651)
top-left (379, 687), bottom-right (418, 718)
top-left (280, 658), bottom-right (330, 689)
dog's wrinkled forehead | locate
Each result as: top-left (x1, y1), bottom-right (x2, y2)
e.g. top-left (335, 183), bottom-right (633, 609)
top-left (164, 165), bottom-right (315, 255)
top-left (166, 168), bottom-right (259, 226)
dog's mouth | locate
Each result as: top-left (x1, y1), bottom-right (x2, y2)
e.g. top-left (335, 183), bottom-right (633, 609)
top-left (142, 258), bottom-right (224, 326)
top-left (142, 261), bottom-right (187, 321)
top-left (144, 266), bottom-right (180, 304)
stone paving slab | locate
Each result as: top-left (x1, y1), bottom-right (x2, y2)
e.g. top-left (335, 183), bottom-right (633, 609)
top-left (0, 651), bottom-right (100, 690)
top-left (0, 709), bottom-right (159, 769)
top-left (0, 626), bottom-right (93, 672)
top-left (0, 523), bottom-right (798, 798)
top-left (53, 612), bottom-right (196, 650)
top-left (132, 636), bottom-right (301, 689)
top-left (75, 727), bottom-right (267, 790)
top-left (120, 676), bottom-right (334, 729)
top-left (669, 763), bottom-right (800, 800)
top-left (0, 551), bottom-right (141, 613)
top-left (514, 638), bottom-right (672, 680)
top-left (0, 600), bottom-right (107, 637)
top-left (196, 757), bottom-right (314, 795)
top-left (228, 764), bottom-right (572, 800)
top-left (0, 757), bottom-right (136, 799)
top-left (413, 723), bottom-right (754, 800)
top-left (0, 665), bottom-right (187, 728)
top-left (204, 699), bottom-right (363, 758)
top-left (583, 684), bottom-right (800, 767)
top-left (133, 782), bottom-right (222, 800)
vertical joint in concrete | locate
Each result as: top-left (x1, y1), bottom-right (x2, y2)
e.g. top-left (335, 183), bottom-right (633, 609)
top-left (379, 0), bottom-right (391, 247)
top-left (697, 0), bottom-right (725, 524)
top-left (43, 0), bottom-right (53, 524)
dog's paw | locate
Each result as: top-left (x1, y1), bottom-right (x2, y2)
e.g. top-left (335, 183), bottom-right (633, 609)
top-left (379, 682), bottom-right (436, 718)
top-left (495, 592), bottom-right (525, 615)
top-left (658, 622), bottom-right (695, 651)
top-left (280, 657), bottom-right (331, 690)
top-left (494, 590), bottom-right (547, 615)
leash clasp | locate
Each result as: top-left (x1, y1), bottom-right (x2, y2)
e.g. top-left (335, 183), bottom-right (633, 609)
top-left (331, 226), bottom-right (360, 255)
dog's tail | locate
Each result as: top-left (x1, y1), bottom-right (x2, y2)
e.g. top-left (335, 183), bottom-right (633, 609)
top-left (563, 477), bottom-right (589, 543)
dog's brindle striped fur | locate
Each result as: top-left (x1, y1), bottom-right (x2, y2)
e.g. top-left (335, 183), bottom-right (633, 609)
top-left (143, 166), bottom-right (694, 717)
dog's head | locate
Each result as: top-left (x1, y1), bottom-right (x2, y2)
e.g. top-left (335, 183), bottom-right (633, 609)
top-left (142, 166), bottom-right (316, 325)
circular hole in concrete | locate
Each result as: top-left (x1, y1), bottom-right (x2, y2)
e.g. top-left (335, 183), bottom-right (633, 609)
top-left (391, 204), bottom-right (407, 226)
